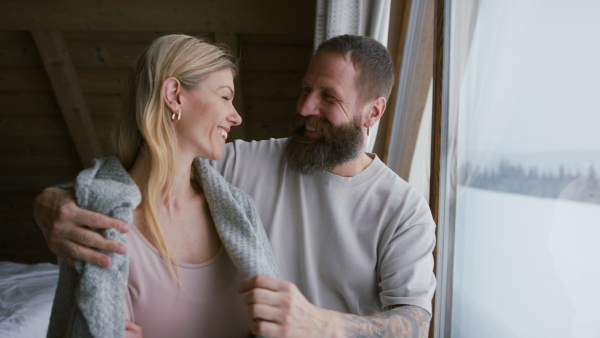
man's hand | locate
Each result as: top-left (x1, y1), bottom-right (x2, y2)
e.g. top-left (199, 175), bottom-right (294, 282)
top-left (238, 275), bottom-right (336, 337)
top-left (33, 186), bottom-right (129, 267)
top-left (125, 320), bottom-right (143, 338)
top-left (238, 275), bottom-right (431, 338)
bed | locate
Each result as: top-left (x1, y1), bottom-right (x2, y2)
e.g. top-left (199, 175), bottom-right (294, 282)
top-left (0, 261), bottom-right (58, 338)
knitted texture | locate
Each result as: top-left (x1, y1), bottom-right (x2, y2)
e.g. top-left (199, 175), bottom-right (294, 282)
top-left (48, 157), bottom-right (140, 338)
top-left (48, 157), bottom-right (280, 337)
top-left (194, 158), bottom-right (281, 279)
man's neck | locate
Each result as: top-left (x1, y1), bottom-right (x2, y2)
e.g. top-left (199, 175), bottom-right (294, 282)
top-left (329, 152), bottom-right (375, 177)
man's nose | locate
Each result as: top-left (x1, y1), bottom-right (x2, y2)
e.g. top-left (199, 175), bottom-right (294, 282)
top-left (297, 94), bottom-right (320, 116)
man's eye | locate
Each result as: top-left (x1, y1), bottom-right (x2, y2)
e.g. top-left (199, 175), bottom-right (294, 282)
top-left (222, 96), bottom-right (231, 101)
top-left (302, 87), bottom-right (311, 93)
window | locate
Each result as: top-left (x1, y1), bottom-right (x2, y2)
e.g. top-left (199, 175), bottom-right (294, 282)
top-left (434, 1), bottom-right (600, 337)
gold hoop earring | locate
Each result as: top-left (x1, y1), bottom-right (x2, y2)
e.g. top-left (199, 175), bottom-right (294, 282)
top-left (171, 109), bottom-right (181, 123)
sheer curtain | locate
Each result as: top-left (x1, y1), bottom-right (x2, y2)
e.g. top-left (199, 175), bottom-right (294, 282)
top-left (314, 0), bottom-right (390, 152)
top-left (385, 0), bottom-right (436, 200)
top-left (443, 1), bottom-right (600, 337)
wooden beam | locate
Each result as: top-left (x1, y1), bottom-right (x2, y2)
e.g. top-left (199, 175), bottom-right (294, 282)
top-left (215, 32), bottom-right (247, 141)
top-left (31, 30), bottom-right (103, 166)
top-left (430, 0), bottom-right (446, 337)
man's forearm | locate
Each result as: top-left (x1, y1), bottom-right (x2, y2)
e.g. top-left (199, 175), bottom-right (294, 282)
top-left (332, 305), bottom-right (431, 338)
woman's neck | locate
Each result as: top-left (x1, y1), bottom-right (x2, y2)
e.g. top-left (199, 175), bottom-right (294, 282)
top-left (128, 148), bottom-right (199, 213)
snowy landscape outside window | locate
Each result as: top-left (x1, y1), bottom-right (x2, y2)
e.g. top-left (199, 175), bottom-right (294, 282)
top-left (436, 1), bottom-right (600, 337)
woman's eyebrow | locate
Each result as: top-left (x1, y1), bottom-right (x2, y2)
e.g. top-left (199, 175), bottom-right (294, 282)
top-left (218, 85), bottom-right (234, 96)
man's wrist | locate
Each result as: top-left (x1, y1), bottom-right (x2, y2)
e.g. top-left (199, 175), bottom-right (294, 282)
top-left (321, 308), bottom-right (345, 338)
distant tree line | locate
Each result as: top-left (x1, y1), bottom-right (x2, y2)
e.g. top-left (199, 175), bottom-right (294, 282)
top-left (460, 158), bottom-right (600, 204)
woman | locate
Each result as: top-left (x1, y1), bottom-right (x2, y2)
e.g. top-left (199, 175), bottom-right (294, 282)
top-left (47, 34), bottom-right (279, 338)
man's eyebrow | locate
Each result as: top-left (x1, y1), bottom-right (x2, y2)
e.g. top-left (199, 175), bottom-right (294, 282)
top-left (301, 80), bottom-right (340, 97)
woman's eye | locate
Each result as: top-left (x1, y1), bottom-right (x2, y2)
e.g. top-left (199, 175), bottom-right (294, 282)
top-left (222, 96), bottom-right (231, 101)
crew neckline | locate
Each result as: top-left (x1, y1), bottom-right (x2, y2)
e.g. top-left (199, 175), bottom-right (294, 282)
top-left (310, 153), bottom-right (385, 188)
top-left (129, 223), bottom-right (225, 269)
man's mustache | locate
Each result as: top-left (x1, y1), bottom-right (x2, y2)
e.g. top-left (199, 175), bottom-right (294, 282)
top-left (293, 115), bottom-right (334, 139)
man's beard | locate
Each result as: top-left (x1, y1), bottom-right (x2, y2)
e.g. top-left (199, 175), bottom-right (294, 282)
top-left (284, 114), bottom-right (364, 175)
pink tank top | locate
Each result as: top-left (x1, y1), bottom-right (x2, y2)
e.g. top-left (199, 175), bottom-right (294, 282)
top-left (124, 224), bottom-right (250, 337)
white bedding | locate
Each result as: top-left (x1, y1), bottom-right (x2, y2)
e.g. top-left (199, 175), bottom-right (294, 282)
top-left (0, 261), bottom-right (58, 338)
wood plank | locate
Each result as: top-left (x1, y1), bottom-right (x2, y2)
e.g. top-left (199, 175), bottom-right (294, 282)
top-left (0, 192), bottom-right (42, 218)
top-left (0, 0), bottom-right (315, 35)
top-left (64, 31), bottom-right (195, 43)
top-left (0, 31), bottom-right (33, 40)
top-left (0, 67), bottom-right (52, 92)
top-left (0, 224), bottom-right (49, 246)
top-left (240, 33), bottom-right (314, 45)
top-left (242, 45), bottom-right (312, 72)
top-left (85, 93), bottom-right (126, 117)
top-left (245, 121), bottom-right (291, 141)
top-left (0, 251), bottom-right (57, 265)
top-left (0, 192), bottom-right (57, 264)
top-left (0, 115), bottom-right (69, 137)
top-left (32, 30), bottom-right (104, 166)
top-left (244, 97), bottom-right (297, 122)
top-left (0, 156), bottom-right (81, 176)
top-left (66, 40), bottom-right (148, 68)
top-left (0, 218), bottom-right (52, 252)
top-left (0, 173), bottom-right (78, 193)
top-left (0, 39), bottom-right (44, 67)
top-left (0, 136), bottom-right (78, 158)
top-left (0, 92), bottom-right (60, 115)
top-left (216, 32), bottom-right (246, 141)
top-left (242, 72), bottom-right (304, 98)
top-left (78, 68), bottom-right (129, 94)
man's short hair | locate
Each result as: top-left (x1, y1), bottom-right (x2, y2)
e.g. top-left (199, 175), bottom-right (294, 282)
top-left (316, 35), bottom-right (395, 103)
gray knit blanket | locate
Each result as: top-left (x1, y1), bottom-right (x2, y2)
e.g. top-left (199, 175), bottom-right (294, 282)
top-left (47, 156), bottom-right (280, 338)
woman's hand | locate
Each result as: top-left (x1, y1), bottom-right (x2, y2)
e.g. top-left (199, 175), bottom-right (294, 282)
top-left (33, 186), bottom-right (130, 267)
top-left (125, 320), bottom-right (143, 338)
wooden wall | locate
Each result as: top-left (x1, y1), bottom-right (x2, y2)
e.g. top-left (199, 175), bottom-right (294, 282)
top-left (0, 0), bottom-right (315, 263)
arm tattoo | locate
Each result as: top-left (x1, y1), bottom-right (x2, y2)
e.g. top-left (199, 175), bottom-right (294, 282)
top-left (341, 305), bottom-right (431, 338)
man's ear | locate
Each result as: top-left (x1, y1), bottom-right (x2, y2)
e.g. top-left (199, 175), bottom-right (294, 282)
top-left (162, 77), bottom-right (182, 112)
top-left (365, 97), bottom-right (386, 128)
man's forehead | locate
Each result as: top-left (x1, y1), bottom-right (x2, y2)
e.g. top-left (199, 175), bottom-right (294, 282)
top-left (304, 52), bottom-right (358, 91)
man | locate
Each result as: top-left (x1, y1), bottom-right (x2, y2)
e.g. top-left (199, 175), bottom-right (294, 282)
top-left (34, 35), bottom-right (436, 337)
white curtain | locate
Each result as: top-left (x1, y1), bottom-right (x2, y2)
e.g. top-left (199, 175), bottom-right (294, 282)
top-left (386, 0), bottom-right (435, 199)
top-left (314, 0), bottom-right (391, 153)
top-left (448, 1), bottom-right (600, 337)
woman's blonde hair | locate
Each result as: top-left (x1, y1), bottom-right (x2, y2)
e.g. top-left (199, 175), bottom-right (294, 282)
top-left (112, 34), bottom-right (237, 279)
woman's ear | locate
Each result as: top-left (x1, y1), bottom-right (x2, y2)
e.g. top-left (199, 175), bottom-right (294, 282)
top-left (365, 97), bottom-right (386, 128)
top-left (162, 77), bottom-right (182, 112)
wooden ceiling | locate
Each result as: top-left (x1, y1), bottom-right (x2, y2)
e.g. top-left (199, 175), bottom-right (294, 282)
top-left (0, 0), bottom-right (316, 263)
